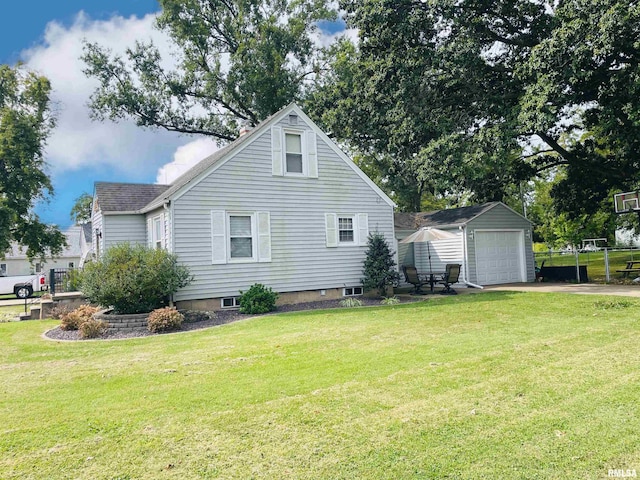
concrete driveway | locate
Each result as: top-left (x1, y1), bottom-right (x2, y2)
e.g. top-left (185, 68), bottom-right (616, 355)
top-left (484, 282), bottom-right (640, 298)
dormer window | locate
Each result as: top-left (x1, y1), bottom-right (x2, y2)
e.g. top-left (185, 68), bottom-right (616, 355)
top-left (285, 132), bottom-right (304, 174)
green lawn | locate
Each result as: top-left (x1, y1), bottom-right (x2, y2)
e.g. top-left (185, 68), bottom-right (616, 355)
top-left (1, 292), bottom-right (639, 479)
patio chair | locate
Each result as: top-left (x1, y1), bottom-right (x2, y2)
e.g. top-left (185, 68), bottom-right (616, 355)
top-left (438, 264), bottom-right (461, 295)
top-left (402, 265), bottom-right (429, 294)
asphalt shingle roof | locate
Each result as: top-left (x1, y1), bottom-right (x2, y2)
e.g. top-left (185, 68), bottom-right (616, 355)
top-left (394, 202), bottom-right (499, 230)
top-left (94, 182), bottom-right (171, 213)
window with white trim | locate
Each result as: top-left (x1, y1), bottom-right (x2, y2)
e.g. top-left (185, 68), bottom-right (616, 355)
top-left (325, 213), bottom-right (369, 248)
top-left (221, 297), bottom-right (241, 309)
top-left (35, 263), bottom-right (43, 273)
top-left (343, 286), bottom-right (363, 296)
top-left (285, 132), bottom-right (303, 174)
top-left (338, 217), bottom-right (355, 243)
top-left (271, 125), bottom-right (318, 178)
top-left (211, 210), bottom-right (271, 264)
top-left (0, 263), bottom-right (6, 276)
top-left (153, 216), bottom-right (163, 250)
top-left (229, 214), bottom-right (254, 260)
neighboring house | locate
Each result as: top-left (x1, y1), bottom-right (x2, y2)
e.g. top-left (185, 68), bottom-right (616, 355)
top-left (396, 202), bottom-right (535, 286)
top-left (79, 223), bottom-right (93, 268)
top-left (1, 226), bottom-right (82, 276)
top-left (91, 104), bottom-right (396, 309)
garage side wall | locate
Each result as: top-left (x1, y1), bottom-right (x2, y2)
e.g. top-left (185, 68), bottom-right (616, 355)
top-left (466, 205), bottom-right (535, 284)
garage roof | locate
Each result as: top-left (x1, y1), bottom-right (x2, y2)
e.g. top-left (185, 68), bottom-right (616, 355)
top-left (395, 202), bottom-right (508, 230)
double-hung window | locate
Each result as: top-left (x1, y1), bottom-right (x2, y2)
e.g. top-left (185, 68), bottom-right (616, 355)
top-left (211, 210), bottom-right (271, 264)
top-left (338, 217), bottom-right (355, 243)
top-left (285, 133), bottom-right (304, 174)
top-left (153, 216), bottom-right (163, 249)
top-left (229, 214), bottom-right (254, 260)
top-left (325, 213), bottom-right (369, 248)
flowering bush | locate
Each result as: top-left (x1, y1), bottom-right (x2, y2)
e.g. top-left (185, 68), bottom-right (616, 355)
top-left (60, 305), bottom-right (100, 331)
top-left (147, 307), bottom-right (184, 333)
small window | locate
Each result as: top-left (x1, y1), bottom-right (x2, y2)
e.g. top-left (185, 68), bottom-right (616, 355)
top-left (285, 133), bottom-right (303, 174)
top-left (68, 262), bottom-right (74, 269)
top-left (153, 217), bottom-right (163, 249)
top-left (221, 297), bottom-right (241, 309)
top-left (0, 263), bottom-right (6, 276)
top-left (344, 286), bottom-right (363, 297)
top-left (35, 263), bottom-right (43, 273)
top-left (229, 215), bottom-right (253, 259)
top-left (338, 217), bottom-right (354, 243)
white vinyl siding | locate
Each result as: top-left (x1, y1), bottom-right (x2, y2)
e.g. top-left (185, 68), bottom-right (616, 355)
top-left (173, 117), bottom-right (393, 301)
top-left (103, 215), bottom-right (146, 251)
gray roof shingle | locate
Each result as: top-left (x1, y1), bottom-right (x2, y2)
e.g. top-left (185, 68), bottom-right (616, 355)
top-left (94, 182), bottom-right (171, 213)
top-left (394, 202), bottom-right (500, 230)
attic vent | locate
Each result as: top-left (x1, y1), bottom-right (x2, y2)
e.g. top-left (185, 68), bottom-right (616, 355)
top-left (288, 114), bottom-right (298, 125)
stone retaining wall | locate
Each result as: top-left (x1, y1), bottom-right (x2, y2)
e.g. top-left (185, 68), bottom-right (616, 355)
top-left (93, 309), bottom-right (148, 331)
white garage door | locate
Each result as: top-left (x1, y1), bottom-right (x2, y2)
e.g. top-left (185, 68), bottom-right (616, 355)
top-left (475, 231), bottom-right (525, 285)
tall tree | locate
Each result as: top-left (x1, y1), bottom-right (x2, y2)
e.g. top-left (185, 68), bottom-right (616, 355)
top-left (309, 0), bottom-right (640, 215)
top-left (83, 0), bottom-right (334, 143)
top-left (70, 193), bottom-right (93, 225)
top-left (0, 65), bottom-right (65, 260)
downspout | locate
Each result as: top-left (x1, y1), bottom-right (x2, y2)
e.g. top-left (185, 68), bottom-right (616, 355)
top-left (461, 225), bottom-right (483, 289)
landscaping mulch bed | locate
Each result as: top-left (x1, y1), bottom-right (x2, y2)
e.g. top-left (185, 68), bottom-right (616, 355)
top-left (44, 296), bottom-right (421, 341)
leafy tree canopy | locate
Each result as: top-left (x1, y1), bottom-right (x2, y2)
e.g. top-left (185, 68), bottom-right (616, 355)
top-left (0, 64), bottom-right (65, 260)
top-left (70, 193), bottom-right (93, 225)
top-left (82, 0), bottom-right (335, 143)
top-left (308, 0), bottom-right (640, 215)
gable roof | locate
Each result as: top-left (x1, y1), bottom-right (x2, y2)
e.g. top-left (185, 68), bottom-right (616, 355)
top-left (95, 182), bottom-right (170, 213)
top-left (395, 202), bottom-right (529, 230)
top-left (142, 103), bottom-right (395, 212)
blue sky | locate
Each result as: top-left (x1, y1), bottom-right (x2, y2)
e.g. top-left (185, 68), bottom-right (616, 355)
top-left (2, 2), bottom-right (350, 230)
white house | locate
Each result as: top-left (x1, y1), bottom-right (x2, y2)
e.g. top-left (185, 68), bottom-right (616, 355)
top-left (91, 104), bottom-right (396, 309)
top-left (1, 226), bottom-right (83, 277)
top-left (396, 202), bottom-right (536, 286)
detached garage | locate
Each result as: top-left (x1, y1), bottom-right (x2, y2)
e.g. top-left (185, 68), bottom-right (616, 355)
top-left (395, 202), bottom-right (535, 286)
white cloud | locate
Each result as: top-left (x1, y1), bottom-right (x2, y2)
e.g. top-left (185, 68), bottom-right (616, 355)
top-left (21, 11), bottom-right (185, 177)
top-left (155, 138), bottom-right (220, 184)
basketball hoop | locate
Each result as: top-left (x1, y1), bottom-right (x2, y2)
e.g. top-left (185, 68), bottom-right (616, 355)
top-left (614, 191), bottom-right (640, 214)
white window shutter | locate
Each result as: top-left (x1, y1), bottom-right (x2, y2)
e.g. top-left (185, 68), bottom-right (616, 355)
top-left (306, 131), bottom-right (318, 178)
top-left (146, 218), bottom-right (152, 248)
top-left (271, 126), bottom-right (283, 176)
top-left (211, 210), bottom-right (227, 264)
top-left (257, 212), bottom-right (272, 262)
top-left (325, 213), bottom-right (338, 248)
top-left (357, 213), bottom-right (369, 246)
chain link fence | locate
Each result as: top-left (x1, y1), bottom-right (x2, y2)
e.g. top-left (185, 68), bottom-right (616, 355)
top-left (534, 247), bottom-right (640, 282)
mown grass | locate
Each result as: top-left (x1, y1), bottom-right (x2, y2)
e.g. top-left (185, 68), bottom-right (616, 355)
top-left (1, 292), bottom-right (639, 479)
top-left (0, 305), bottom-right (26, 322)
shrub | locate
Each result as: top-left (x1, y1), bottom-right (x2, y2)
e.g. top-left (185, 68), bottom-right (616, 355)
top-left (50, 304), bottom-right (72, 320)
top-left (340, 297), bottom-right (363, 308)
top-left (380, 296), bottom-right (400, 305)
top-left (79, 319), bottom-right (108, 339)
top-left (60, 304), bottom-right (100, 331)
top-left (147, 307), bottom-right (184, 333)
top-left (238, 284), bottom-right (278, 314)
top-left (361, 232), bottom-right (400, 297)
top-left (82, 243), bottom-right (193, 314)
